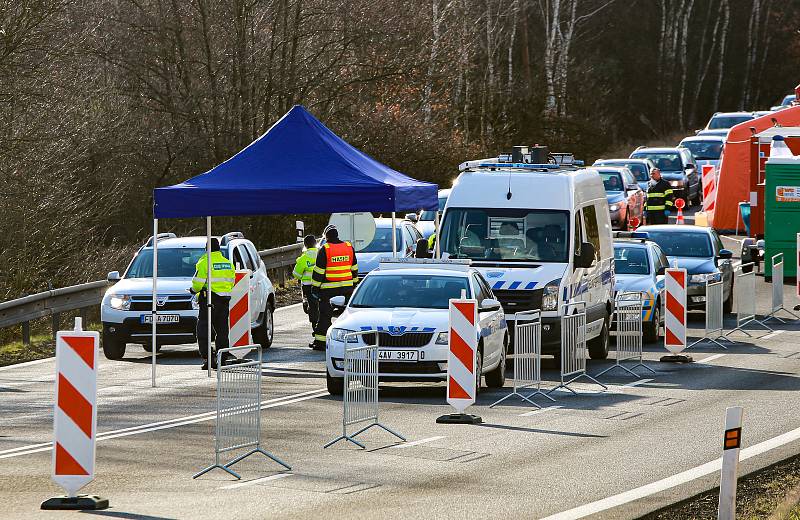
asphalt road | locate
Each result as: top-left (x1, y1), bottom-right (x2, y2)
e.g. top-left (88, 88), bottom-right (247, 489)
top-left (2, 234), bottom-right (800, 520)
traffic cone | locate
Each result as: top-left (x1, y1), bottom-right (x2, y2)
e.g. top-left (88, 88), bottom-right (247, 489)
top-left (676, 206), bottom-right (684, 224)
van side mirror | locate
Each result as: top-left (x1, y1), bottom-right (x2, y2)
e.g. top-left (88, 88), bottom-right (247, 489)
top-left (479, 298), bottom-right (502, 312)
top-left (404, 213), bottom-right (418, 223)
top-left (574, 242), bottom-right (596, 269)
top-left (107, 271), bottom-right (121, 282)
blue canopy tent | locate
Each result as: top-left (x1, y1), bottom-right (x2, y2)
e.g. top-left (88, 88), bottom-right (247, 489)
top-left (148, 105), bottom-right (439, 384)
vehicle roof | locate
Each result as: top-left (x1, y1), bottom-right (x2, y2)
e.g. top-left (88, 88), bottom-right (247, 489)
top-left (144, 236), bottom-right (215, 249)
top-left (631, 147), bottom-right (683, 154)
top-left (595, 166), bottom-right (628, 174)
top-left (438, 188), bottom-right (451, 197)
top-left (595, 158), bottom-right (652, 164)
top-left (374, 217), bottom-right (413, 227)
top-left (680, 135), bottom-right (725, 143)
top-left (710, 111), bottom-right (755, 117)
top-left (636, 224), bottom-right (711, 235)
top-left (369, 267), bottom-right (472, 278)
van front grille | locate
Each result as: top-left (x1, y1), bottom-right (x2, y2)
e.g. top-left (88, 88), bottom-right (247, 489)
top-left (493, 288), bottom-right (543, 313)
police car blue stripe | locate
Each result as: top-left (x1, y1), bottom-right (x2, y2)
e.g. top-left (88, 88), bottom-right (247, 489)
top-left (525, 282), bottom-right (537, 290)
top-left (493, 281), bottom-right (505, 290)
top-left (508, 281), bottom-right (521, 290)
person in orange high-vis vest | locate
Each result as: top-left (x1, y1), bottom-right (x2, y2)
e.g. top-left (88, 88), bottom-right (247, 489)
top-left (310, 225), bottom-right (359, 350)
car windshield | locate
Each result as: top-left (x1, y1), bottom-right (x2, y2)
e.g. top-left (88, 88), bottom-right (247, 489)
top-left (420, 196), bottom-right (448, 221)
top-left (782, 95), bottom-right (795, 106)
top-left (349, 274), bottom-right (471, 309)
top-left (601, 162), bottom-right (649, 181)
top-left (126, 248), bottom-right (207, 278)
top-left (631, 152), bottom-right (683, 172)
top-left (360, 228), bottom-right (403, 253)
top-left (599, 172), bottom-right (625, 192)
top-left (681, 141), bottom-right (723, 160)
top-left (642, 230), bottom-right (712, 258)
top-left (708, 115), bottom-right (753, 130)
top-left (440, 208), bottom-right (570, 263)
top-left (614, 246), bottom-right (650, 275)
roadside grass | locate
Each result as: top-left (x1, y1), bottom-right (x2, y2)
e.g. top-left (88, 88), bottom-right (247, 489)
top-left (0, 322), bottom-right (103, 367)
top-left (642, 453), bottom-right (800, 520)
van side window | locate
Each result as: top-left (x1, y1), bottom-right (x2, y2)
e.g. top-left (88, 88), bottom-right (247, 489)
top-left (574, 212), bottom-right (583, 256)
top-left (582, 205), bottom-right (601, 261)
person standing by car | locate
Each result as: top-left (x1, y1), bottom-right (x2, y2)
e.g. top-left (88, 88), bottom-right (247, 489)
top-left (645, 168), bottom-right (674, 225)
top-left (191, 237), bottom-right (235, 370)
top-left (311, 225), bottom-right (358, 351)
top-left (293, 234), bottom-right (319, 348)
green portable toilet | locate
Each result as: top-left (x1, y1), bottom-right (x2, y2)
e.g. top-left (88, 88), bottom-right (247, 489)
top-left (764, 157), bottom-right (800, 279)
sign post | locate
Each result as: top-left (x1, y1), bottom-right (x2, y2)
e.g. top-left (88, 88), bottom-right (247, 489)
top-left (41, 318), bottom-right (108, 511)
top-left (661, 268), bottom-right (692, 363)
top-left (437, 298), bottom-right (482, 424)
top-left (296, 220), bottom-right (304, 243)
top-left (717, 406), bottom-right (743, 520)
top-left (675, 197), bottom-right (686, 225)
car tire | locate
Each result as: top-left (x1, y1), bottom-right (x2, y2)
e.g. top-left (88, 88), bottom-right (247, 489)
top-left (485, 339), bottom-right (507, 388)
top-left (326, 370), bottom-right (344, 395)
top-left (691, 185), bottom-right (702, 206)
top-left (588, 315), bottom-right (610, 360)
top-left (723, 280), bottom-right (734, 314)
top-left (644, 300), bottom-right (660, 343)
top-left (253, 304), bottom-right (274, 348)
top-left (102, 334), bottom-right (126, 360)
top-left (475, 346), bottom-right (483, 395)
top-left (142, 343), bottom-right (162, 353)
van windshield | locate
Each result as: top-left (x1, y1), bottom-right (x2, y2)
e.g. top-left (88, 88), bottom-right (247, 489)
top-left (440, 208), bottom-right (570, 262)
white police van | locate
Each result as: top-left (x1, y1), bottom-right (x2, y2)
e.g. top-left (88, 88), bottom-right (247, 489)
top-left (439, 146), bottom-right (615, 359)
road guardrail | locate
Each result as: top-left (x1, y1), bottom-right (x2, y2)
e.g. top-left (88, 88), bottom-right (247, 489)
top-left (0, 242), bottom-right (303, 344)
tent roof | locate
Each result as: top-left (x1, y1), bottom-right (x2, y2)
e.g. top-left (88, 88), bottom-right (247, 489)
top-left (153, 105), bottom-right (438, 219)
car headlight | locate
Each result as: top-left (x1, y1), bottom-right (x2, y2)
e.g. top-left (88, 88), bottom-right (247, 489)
top-left (329, 328), bottom-right (358, 343)
top-left (542, 278), bottom-right (561, 311)
top-left (690, 272), bottom-right (722, 283)
top-left (669, 180), bottom-right (683, 187)
top-left (609, 204), bottom-right (619, 212)
top-left (109, 294), bottom-right (131, 310)
top-left (435, 332), bottom-right (448, 345)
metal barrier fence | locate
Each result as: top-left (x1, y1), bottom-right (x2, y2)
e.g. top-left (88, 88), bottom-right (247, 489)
top-left (490, 310), bottom-right (555, 408)
top-left (727, 263), bottom-right (772, 337)
top-left (324, 332), bottom-right (405, 449)
top-left (597, 293), bottom-right (655, 378)
top-left (765, 253), bottom-right (799, 323)
top-left (194, 345), bottom-right (290, 479)
top-left (549, 302), bottom-right (607, 394)
top-left (688, 281), bottom-right (732, 349)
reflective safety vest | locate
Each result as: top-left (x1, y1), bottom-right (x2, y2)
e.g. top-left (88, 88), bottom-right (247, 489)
top-left (646, 178), bottom-right (675, 212)
top-left (312, 241), bottom-right (358, 290)
top-left (292, 247), bottom-right (318, 285)
top-left (192, 251), bottom-right (236, 296)
top-left (427, 233), bottom-right (436, 250)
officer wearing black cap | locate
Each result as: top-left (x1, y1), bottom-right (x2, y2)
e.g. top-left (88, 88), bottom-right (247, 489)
top-left (310, 225), bottom-right (359, 350)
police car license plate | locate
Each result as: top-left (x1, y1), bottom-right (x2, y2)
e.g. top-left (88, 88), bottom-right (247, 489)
top-left (140, 314), bottom-right (180, 324)
top-left (378, 350), bottom-right (418, 362)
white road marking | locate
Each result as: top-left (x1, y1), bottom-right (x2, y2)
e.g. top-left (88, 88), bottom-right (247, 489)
top-left (0, 389), bottom-right (328, 459)
top-left (761, 330), bottom-right (785, 340)
top-left (541, 423), bottom-right (800, 520)
top-left (622, 378), bottom-right (653, 388)
top-left (519, 405), bottom-right (563, 417)
top-left (220, 472), bottom-right (292, 490)
top-left (699, 353), bottom-right (726, 364)
top-left (391, 436), bottom-right (445, 448)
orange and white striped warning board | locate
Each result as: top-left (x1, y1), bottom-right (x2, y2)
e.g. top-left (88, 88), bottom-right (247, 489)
top-left (229, 270), bottom-right (252, 347)
top-left (664, 268), bottom-right (687, 353)
top-left (446, 299), bottom-right (478, 414)
top-left (701, 164), bottom-right (717, 216)
top-left (52, 318), bottom-right (99, 497)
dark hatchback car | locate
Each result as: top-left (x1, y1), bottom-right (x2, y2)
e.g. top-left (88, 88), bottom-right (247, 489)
top-left (629, 147), bottom-right (701, 207)
top-left (635, 225), bottom-right (734, 312)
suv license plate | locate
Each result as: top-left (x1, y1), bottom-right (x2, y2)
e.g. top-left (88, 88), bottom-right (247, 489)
top-left (378, 350), bottom-right (418, 362)
top-left (140, 314), bottom-right (180, 324)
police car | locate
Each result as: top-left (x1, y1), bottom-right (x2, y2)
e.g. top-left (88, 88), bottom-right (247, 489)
top-left (325, 259), bottom-right (508, 395)
top-left (612, 233), bottom-right (669, 342)
top-left (100, 232), bottom-right (275, 360)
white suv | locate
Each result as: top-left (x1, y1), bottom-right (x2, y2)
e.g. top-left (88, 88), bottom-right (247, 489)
top-left (100, 232), bottom-right (275, 360)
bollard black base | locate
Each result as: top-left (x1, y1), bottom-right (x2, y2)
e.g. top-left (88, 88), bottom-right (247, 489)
top-left (660, 354), bottom-right (693, 363)
top-left (41, 495), bottom-right (109, 510)
top-left (436, 413), bottom-right (482, 425)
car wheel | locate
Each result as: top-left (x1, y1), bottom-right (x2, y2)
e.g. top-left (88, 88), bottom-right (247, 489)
top-left (691, 185), bottom-right (702, 206)
top-left (326, 370), bottom-right (344, 395)
top-left (102, 333), bottom-right (126, 360)
top-left (142, 343), bottom-right (162, 353)
top-left (723, 279), bottom-right (734, 314)
top-left (588, 316), bottom-right (610, 360)
top-left (644, 300), bottom-right (660, 343)
top-left (253, 304), bottom-right (274, 348)
top-left (485, 339), bottom-right (507, 388)
top-left (474, 346), bottom-right (483, 395)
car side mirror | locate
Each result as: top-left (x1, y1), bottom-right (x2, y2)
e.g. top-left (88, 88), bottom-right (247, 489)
top-left (574, 242), bottom-right (596, 269)
top-left (329, 295), bottom-right (346, 308)
top-left (479, 298), bottom-right (502, 312)
top-left (718, 249), bottom-right (733, 260)
top-left (627, 184), bottom-right (639, 191)
top-left (685, 166), bottom-right (694, 172)
top-left (107, 271), bottom-right (121, 282)
top-left (404, 213), bottom-right (418, 223)
top-left (657, 266), bottom-right (666, 275)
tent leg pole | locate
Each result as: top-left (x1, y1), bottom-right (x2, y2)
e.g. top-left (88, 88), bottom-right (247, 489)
top-left (151, 219), bottom-right (158, 388)
top-left (207, 216), bottom-right (212, 378)
top-left (392, 212), bottom-right (397, 258)
top-left (434, 211), bottom-right (440, 259)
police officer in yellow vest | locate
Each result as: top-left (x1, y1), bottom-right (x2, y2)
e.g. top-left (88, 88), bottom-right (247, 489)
top-left (191, 237), bottom-right (235, 370)
top-left (293, 234), bottom-right (319, 348)
top-left (310, 225), bottom-right (359, 350)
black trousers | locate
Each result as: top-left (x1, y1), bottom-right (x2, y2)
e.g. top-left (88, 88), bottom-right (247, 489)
top-left (646, 210), bottom-right (668, 225)
top-left (313, 287), bottom-right (352, 344)
top-left (196, 292), bottom-right (231, 360)
top-left (301, 284), bottom-right (319, 332)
